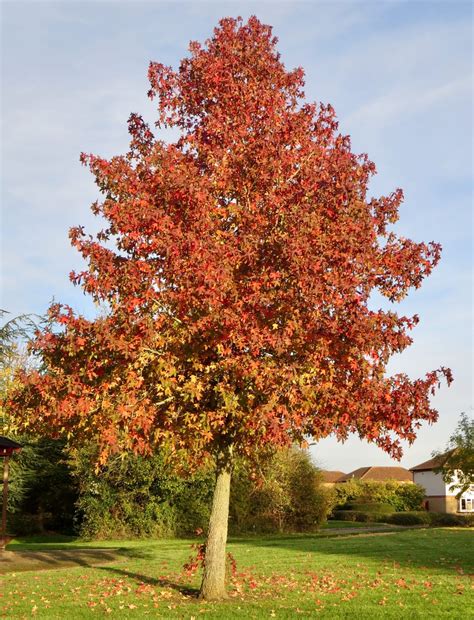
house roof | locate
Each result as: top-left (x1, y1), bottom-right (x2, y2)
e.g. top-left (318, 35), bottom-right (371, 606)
top-left (0, 436), bottom-right (22, 450)
top-left (410, 454), bottom-right (450, 472)
top-left (0, 435), bottom-right (22, 456)
top-left (338, 466), bottom-right (413, 483)
top-left (320, 470), bottom-right (346, 483)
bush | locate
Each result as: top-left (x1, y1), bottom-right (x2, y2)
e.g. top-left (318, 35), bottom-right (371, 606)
top-left (7, 437), bottom-right (336, 539)
top-left (332, 510), bottom-right (358, 522)
top-left (333, 509), bottom-right (474, 528)
top-left (394, 483), bottom-right (426, 511)
top-left (345, 502), bottom-right (393, 513)
top-left (77, 445), bottom-right (334, 539)
top-left (333, 480), bottom-right (425, 512)
top-left (332, 510), bottom-right (383, 523)
top-left (9, 512), bottom-right (48, 536)
top-left (429, 513), bottom-right (474, 527)
top-left (74, 447), bottom-right (214, 539)
top-left (230, 447), bottom-right (332, 534)
top-left (385, 511), bottom-right (431, 526)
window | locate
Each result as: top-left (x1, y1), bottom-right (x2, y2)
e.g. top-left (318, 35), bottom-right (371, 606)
top-left (459, 498), bottom-right (473, 512)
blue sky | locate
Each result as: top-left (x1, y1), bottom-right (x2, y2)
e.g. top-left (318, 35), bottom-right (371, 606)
top-left (1, 1), bottom-right (472, 472)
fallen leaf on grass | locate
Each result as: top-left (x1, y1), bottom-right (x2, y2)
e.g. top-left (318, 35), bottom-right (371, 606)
top-left (341, 592), bottom-right (358, 601)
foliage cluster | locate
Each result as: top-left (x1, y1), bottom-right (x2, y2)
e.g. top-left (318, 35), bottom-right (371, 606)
top-left (73, 447), bottom-right (214, 539)
top-left (331, 510), bottom-right (388, 523)
top-left (230, 447), bottom-right (333, 533)
top-left (333, 479), bottom-right (425, 512)
top-left (332, 509), bottom-right (474, 527)
top-left (6, 443), bottom-right (330, 539)
top-left (384, 511), bottom-right (432, 525)
top-left (7, 15), bottom-right (451, 475)
top-left (344, 501), bottom-right (393, 513)
top-left (428, 512), bottom-right (474, 527)
top-left (432, 412), bottom-right (474, 497)
top-left (8, 437), bottom-right (77, 535)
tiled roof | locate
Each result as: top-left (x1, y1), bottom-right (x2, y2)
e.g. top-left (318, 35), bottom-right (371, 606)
top-left (410, 454), bottom-right (450, 472)
top-left (320, 470), bottom-right (346, 483)
top-left (338, 466), bottom-right (413, 482)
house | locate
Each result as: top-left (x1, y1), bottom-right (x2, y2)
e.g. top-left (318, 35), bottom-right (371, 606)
top-left (320, 470), bottom-right (346, 485)
top-left (410, 455), bottom-right (474, 514)
top-left (337, 466), bottom-right (413, 483)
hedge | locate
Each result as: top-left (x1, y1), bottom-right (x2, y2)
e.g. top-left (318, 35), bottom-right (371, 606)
top-left (429, 512), bottom-right (474, 527)
top-left (385, 511), bottom-right (431, 526)
top-left (333, 479), bottom-right (425, 512)
top-left (344, 502), bottom-right (393, 514)
top-left (332, 510), bottom-right (386, 523)
top-left (332, 510), bottom-right (474, 527)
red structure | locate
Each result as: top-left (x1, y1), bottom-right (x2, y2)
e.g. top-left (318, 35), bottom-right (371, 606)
top-left (0, 436), bottom-right (22, 550)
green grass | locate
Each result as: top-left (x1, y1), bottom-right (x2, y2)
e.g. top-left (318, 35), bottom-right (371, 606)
top-left (1, 528), bottom-right (472, 618)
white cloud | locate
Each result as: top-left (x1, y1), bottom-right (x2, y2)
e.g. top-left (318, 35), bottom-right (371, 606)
top-left (346, 75), bottom-right (471, 131)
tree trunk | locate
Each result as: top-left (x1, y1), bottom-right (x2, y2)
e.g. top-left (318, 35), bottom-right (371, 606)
top-left (199, 444), bottom-right (233, 601)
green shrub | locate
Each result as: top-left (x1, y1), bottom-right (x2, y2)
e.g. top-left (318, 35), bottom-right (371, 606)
top-left (386, 511), bottom-right (431, 526)
top-left (9, 513), bottom-right (47, 536)
top-left (345, 502), bottom-right (393, 513)
top-left (76, 445), bottom-right (333, 539)
top-left (332, 510), bottom-right (358, 522)
top-left (333, 480), bottom-right (425, 512)
top-left (353, 511), bottom-right (372, 522)
top-left (393, 483), bottom-right (426, 511)
top-left (230, 447), bottom-right (332, 534)
top-left (429, 513), bottom-right (474, 527)
top-left (74, 447), bottom-right (214, 539)
top-left (332, 510), bottom-right (382, 523)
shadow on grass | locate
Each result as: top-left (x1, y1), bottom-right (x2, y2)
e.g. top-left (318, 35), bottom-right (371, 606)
top-left (229, 528), bottom-right (474, 574)
top-left (0, 545), bottom-right (154, 574)
top-left (95, 565), bottom-right (200, 598)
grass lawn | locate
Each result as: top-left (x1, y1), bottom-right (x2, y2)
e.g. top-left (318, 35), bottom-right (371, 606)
top-left (1, 528), bottom-right (472, 618)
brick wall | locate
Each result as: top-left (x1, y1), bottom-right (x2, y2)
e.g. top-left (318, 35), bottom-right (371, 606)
top-left (425, 496), bottom-right (458, 513)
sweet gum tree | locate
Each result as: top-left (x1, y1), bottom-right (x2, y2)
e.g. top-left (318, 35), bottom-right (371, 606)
top-left (8, 17), bottom-right (452, 600)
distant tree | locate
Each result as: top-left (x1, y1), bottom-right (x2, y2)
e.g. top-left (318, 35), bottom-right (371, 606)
top-left (433, 412), bottom-right (474, 497)
top-left (0, 309), bottom-right (37, 431)
top-left (0, 310), bottom-right (37, 362)
top-left (230, 447), bottom-right (332, 533)
top-left (0, 310), bottom-right (39, 529)
top-left (8, 437), bottom-right (78, 535)
top-left (7, 17), bottom-right (451, 600)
